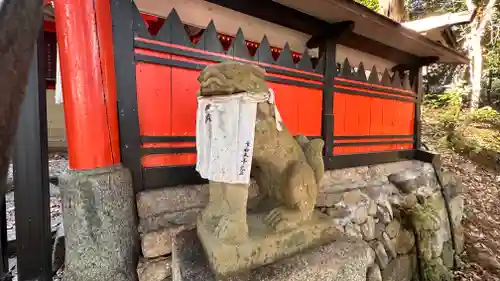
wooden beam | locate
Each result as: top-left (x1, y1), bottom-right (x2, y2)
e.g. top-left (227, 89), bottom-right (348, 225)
top-left (340, 33), bottom-right (418, 64)
top-left (321, 39), bottom-right (336, 158)
top-left (442, 29), bottom-right (457, 49)
top-left (205, 0), bottom-right (419, 64)
top-left (411, 68), bottom-right (423, 150)
top-left (306, 21), bottom-right (355, 49)
top-left (391, 56), bottom-right (439, 73)
top-left (204, 0), bottom-right (328, 35)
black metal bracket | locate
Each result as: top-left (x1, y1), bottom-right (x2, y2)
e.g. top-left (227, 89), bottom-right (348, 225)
top-left (306, 21), bottom-right (355, 49)
top-left (391, 56), bottom-right (439, 73)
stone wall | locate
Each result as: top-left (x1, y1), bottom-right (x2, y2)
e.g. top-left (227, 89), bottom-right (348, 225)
top-left (135, 160), bottom-right (466, 281)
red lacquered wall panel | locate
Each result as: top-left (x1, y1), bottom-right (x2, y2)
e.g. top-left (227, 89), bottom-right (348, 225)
top-left (135, 46), bottom-right (323, 168)
top-left (136, 61), bottom-right (172, 136)
top-left (268, 82), bottom-right (322, 136)
top-left (332, 78), bottom-right (416, 155)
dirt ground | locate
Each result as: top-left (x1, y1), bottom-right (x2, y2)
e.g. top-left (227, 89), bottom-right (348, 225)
top-left (423, 113), bottom-right (500, 281)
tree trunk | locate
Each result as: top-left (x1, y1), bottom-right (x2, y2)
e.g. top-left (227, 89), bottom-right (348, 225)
top-left (379, 0), bottom-right (406, 21)
top-left (0, 0), bottom-right (43, 195)
top-left (487, 70), bottom-right (493, 105)
top-left (465, 0), bottom-right (498, 111)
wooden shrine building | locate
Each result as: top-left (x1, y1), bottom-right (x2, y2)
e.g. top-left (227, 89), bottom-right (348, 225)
top-left (9, 0), bottom-right (467, 280)
top-left (110, 0), bottom-right (467, 190)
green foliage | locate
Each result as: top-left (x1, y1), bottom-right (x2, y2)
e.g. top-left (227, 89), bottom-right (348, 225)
top-left (468, 106), bottom-right (500, 125)
top-left (425, 88), bottom-right (464, 131)
top-left (425, 88), bottom-right (464, 109)
top-left (354, 0), bottom-right (380, 11)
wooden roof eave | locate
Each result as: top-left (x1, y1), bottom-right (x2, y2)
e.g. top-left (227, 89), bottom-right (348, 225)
top-left (279, 0), bottom-right (468, 64)
top-left (205, 0), bottom-right (467, 65)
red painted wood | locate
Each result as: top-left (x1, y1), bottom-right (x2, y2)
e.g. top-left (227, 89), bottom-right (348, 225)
top-left (333, 92), bottom-right (346, 136)
top-left (333, 143), bottom-right (410, 155)
top-left (270, 82), bottom-right (298, 135)
top-left (141, 142), bottom-right (197, 166)
top-left (54, 0), bottom-right (120, 169)
top-left (142, 142), bottom-right (196, 148)
top-left (358, 95), bottom-right (371, 136)
top-left (134, 47), bottom-right (418, 164)
top-left (134, 37), bottom-right (324, 79)
top-left (44, 20), bottom-right (56, 33)
top-left (335, 137), bottom-right (413, 144)
top-left (335, 84), bottom-right (413, 100)
top-left (142, 154), bottom-right (197, 167)
top-left (336, 77), bottom-right (414, 94)
top-left (332, 82), bottom-right (416, 155)
top-left (266, 73), bottom-right (323, 86)
top-left (170, 65), bottom-right (199, 136)
top-left (136, 61), bottom-right (172, 136)
top-left (134, 54), bottom-right (323, 167)
top-left (297, 88), bottom-right (322, 136)
top-left (269, 83), bottom-right (322, 137)
top-left (95, 0), bottom-right (121, 161)
top-left (141, 13), bottom-right (165, 36)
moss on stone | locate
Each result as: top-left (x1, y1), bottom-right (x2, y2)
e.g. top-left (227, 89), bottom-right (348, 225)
top-left (408, 201), bottom-right (440, 232)
top-left (421, 258), bottom-right (452, 281)
top-left (398, 198), bottom-right (453, 281)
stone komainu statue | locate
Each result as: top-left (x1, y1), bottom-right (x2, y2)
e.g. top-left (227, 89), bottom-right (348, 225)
top-left (196, 61), bottom-right (324, 241)
top-left (194, 61), bottom-right (339, 278)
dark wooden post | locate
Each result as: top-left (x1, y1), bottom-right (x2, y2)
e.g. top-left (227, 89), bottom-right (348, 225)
top-left (110, 0), bottom-right (143, 192)
top-left (306, 21), bottom-right (355, 163)
top-left (321, 41), bottom-right (336, 158)
top-left (393, 57), bottom-right (437, 151)
top-left (13, 31), bottom-right (52, 281)
top-left (411, 67), bottom-right (423, 150)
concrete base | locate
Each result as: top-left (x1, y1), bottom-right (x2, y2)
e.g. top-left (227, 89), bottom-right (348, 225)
top-left (173, 229), bottom-right (375, 281)
top-left (197, 211), bottom-right (339, 278)
top-left (60, 164), bottom-right (138, 281)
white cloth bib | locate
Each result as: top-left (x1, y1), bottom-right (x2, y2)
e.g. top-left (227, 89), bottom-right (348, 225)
top-left (195, 89), bottom-right (282, 184)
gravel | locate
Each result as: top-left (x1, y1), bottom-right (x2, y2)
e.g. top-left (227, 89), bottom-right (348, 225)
top-left (5, 153), bottom-right (68, 280)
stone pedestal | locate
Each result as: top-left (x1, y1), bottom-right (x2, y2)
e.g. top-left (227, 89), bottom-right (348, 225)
top-left (197, 211), bottom-right (339, 277)
top-left (60, 165), bottom-right (138, 281)
top-left (173, 229), bottom-right (375, 281)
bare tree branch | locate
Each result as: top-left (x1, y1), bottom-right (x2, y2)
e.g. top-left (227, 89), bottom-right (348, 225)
top-left (465, 0), bottom-right (477, 12)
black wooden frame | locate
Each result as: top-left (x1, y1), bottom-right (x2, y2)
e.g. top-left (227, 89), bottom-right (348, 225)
top-left (110, 0), bottom-right (144, 192)
top-left (13, 30), bottom-right (53, 281)
top-left (111, 0), bottom-right (427, 191)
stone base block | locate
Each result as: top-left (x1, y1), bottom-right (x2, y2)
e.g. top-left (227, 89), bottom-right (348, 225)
top-left (173, 228), bottom-right (375, 281)
top-left (197, 211), bottom-right (339, 277)
top-left (60, 164), bottom-right (138, 281)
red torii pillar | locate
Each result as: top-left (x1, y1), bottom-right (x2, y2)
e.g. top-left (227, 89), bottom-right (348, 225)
top-left (53, 0), bottom-right (137, 280)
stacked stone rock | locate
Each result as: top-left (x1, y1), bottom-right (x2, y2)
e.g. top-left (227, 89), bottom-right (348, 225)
top-left (317, 160), bottom-right (466, 281)
top-left (136, 183), bottom-right (259, 281)
top-left (135, 160), bottom-right (465, 281)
